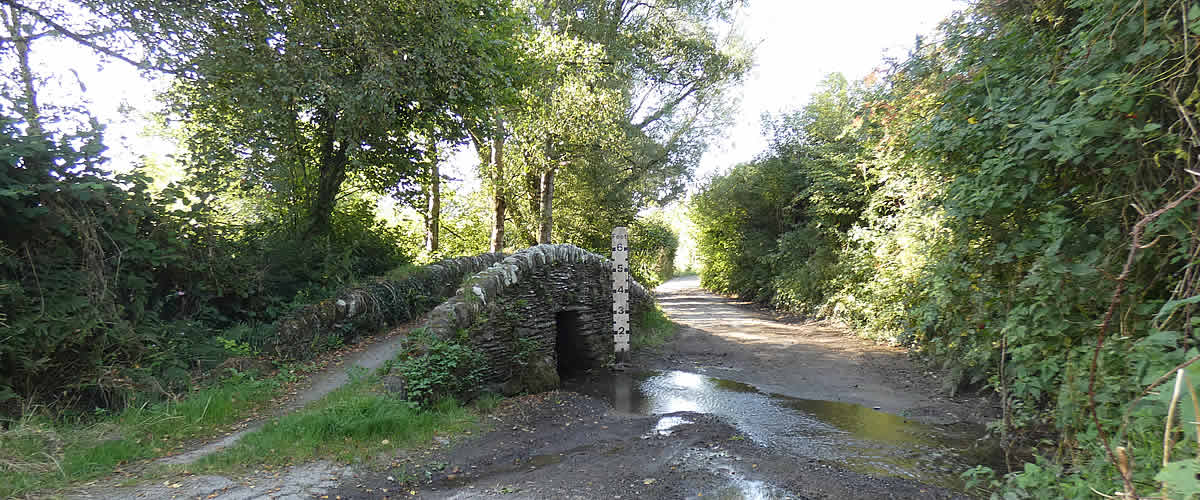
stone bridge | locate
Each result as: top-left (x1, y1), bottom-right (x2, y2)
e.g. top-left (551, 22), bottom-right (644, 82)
top-left (269, 244), bottom-right (653, 400)
top-left (399, 244), bottom-right (654, 398)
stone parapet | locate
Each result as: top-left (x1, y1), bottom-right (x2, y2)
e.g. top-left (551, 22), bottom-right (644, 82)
top-left (266, 252), bottom-right (506, 360)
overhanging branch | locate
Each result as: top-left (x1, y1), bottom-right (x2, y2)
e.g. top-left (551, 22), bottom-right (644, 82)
top-left (0, 0), bottom-right (174, 74)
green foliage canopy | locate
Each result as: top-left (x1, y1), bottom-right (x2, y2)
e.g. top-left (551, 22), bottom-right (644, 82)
top-left (145, 0), bottom-right (528, 236)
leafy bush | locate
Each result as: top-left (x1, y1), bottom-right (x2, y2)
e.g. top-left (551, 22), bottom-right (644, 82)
top-left (690, 78), bottom-right (866, 314)
top-left (393, 330), bottom-right (486, 406)
top-left (0, 107), bottom-right (411, 415)
top-left (628, 216), bottom-right (679, 288)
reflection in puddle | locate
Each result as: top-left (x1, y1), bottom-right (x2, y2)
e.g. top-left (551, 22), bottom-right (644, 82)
top-left (563, 370), bottom-right (1004, 491)
top-left (709, 478), bottom-right (784, 500)
top-left (654, 416), bottom-right (693, 436)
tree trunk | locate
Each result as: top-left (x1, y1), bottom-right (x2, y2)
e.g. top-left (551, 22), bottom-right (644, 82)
top-left (469, 121), bottom-right (510, 253)
top-left (523, 169), bottom-right (541, 245)
top-left (489, 134), bottom-right (506, 253)
top-left (305, 110), bottom-right (348, 239)
top-left (425, 141), bottom-right (440, 253)
top-left (538, 167), bottom-right (556, 244)
top-left (307, 147), bottom-right (348, 238)
top-left (3, 7), bottom-right (42, 139)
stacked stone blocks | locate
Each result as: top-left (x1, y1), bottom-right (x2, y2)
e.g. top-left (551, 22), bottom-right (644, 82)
top-left (417, 244), bottom-right (653, 395)
top-left (267, 252), bottom-right (507, 360)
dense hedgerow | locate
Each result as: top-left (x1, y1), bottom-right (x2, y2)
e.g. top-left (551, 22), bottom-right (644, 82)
top-left (0, 112), bottom-right (410, 415)
top-left (628, 216), bottom-right (679, 288)
top-left (692, 0), bottom-right (1200, 496)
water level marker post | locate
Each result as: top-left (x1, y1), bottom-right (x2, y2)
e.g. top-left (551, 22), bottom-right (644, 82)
top-left (612, 226), bottom-right (631, 365)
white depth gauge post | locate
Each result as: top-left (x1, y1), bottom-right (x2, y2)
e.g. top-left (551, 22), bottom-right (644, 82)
top-left (611, 226), bottom-right (630, 363)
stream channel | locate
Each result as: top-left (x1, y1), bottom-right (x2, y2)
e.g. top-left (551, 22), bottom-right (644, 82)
top-left (562, 369), bottom-right (1005, 492)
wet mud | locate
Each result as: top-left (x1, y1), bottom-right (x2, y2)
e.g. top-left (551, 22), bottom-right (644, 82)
top-left (329, 390), bottom-right (976, 499)
top-left (564, 369), bottom-right (1003, 491)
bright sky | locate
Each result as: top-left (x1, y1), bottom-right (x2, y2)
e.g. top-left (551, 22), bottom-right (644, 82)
top-left (22, 0), bottom-right (966, 185)
top-left (26, 38), bottom-right (170, 174)
top-left (699, 0), bottom-right (964, 179)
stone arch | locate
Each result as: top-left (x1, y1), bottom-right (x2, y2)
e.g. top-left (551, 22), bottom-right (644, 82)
top-left (412, 244), bottom-right (653, 396)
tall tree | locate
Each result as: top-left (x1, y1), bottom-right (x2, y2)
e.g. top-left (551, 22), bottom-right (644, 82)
top-left (470, 115), bottom-right (514, 252)
top-left (119, 0), bottom-right (527, 237)
top-left (498, 0), bottom-right (750, 247)
top-left (1, 4), bottom-right (41, 137)
top-left (470, 27), bottom-right (622, 246)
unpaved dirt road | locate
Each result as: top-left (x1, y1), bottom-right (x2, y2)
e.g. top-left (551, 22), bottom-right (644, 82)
top-left (72, 276), bottom-right (999, 500)
top-left (326, 276), bottom-right (999, 499)
top-left (641, 277), bottom-right (994, 426)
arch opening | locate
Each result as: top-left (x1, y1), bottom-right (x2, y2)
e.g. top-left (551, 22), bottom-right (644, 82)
top-left (555, 310), bottom-right (587, 377)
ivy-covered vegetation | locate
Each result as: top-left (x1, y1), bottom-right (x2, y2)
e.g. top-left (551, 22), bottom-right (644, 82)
top-left (692, 0), bottom-right (1200, 496)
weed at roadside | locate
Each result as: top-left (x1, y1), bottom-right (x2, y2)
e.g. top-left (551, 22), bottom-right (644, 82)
top-left (0, 373), bottom-right (282, 498)
top-left (474, 393), bottom-right (504, 413)
top-left (632, 305), bottom-right (676, 351)
top-left (193, 376), bottom-right (475, 472)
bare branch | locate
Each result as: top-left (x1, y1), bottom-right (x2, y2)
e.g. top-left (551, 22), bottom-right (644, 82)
top-left (0, 0), bottom-right (175, 74)
top-left (634, 80), bottom-right (701, 130)
top-left (1088, 180), bottom-right (1200, 497)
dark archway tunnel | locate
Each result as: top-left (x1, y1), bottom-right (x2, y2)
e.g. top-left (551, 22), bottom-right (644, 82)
top-left (555, 310), bottom-right (587, 377)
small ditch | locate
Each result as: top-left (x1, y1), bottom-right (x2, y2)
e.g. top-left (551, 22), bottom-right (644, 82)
top-left (563, 369), bottom-right (1004, 491)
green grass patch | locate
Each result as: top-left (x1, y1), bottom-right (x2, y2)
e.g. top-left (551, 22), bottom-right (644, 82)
top-left (0, 373), bottom-right (283, 498)
top-left (195, 375), bottom-right (476, 472)
top-left (633, 304), bottom-right (676, 350)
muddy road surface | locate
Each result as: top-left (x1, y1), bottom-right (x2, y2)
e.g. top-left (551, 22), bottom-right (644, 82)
top-left (329, 276), bottom-right (1001, 500)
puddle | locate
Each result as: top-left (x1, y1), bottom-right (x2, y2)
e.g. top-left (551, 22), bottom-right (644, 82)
top-left (528, 454), bottom-right (564, 467)
top-left (654, 416), bottom-right (693, 436)
top-left (708, 478), bottom-right (786, 500)
top-left (563, 370), bottom-right (1004, 491)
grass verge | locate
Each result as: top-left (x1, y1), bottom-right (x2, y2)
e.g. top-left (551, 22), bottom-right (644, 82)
top-left (0, 371), bottom-right (285, 498)
top-left (193, 373), bottom-right (477, 473)
top-left (633, 304), bottom-right (676, 350)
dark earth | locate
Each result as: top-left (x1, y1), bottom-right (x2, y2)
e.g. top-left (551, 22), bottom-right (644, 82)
top-left (327, 276), bottom-right (1002, 499)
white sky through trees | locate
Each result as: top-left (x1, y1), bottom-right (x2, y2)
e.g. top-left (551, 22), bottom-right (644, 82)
top-left (700, 0), bottom-right (964, 180)
top-left (18, 0), bottom-right (964, 185)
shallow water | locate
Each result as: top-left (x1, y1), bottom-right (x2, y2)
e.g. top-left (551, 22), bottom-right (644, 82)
top-left (563, 369), bottom-right (1004, 491)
